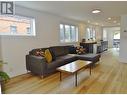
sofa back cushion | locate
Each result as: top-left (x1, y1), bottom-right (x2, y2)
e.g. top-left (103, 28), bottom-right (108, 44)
top-left (29, 45), bottom-right (74, 59)
top-left (29, 48), bottom-right (49, 56)
top-left (63, 46), bottom-right (70, 54)
top-left (49, 46), bottom-right (69, 57)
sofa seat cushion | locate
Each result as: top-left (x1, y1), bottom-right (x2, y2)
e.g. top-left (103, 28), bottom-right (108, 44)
top-left (58, 54), bottom-right (77, 63)
top-left (47, 58), bottom-right (65, 69)
top-left (76, 53), bottom-right (100, 62)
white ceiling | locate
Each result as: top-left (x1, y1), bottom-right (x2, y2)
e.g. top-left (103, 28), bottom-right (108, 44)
top-left (15, 1), bottom-right (127, 26)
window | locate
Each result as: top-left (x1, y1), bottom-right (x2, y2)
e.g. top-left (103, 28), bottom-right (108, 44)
top-left (10, 26), bottom-right (17, 33)
top-left (60, 24), bottom-right (78, 43)
top-left (86, 27), bottom-right (96, 40)
top-left (65, 25), bottom-right (71, 42)
top-left (26, 27), bottom-right (31, 34)
top-left (0, 15), bottom-right (35, 36)
top-left (87, 28), bottom-right (91, 39)
top-left (114, 32), bottom-right (120, 39)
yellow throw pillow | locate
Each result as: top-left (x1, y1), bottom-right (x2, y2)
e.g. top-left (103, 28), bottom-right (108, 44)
top-left (44, 49), bottom-right (52, 63)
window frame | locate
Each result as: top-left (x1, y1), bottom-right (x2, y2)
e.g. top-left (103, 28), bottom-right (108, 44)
top-left (60, 23), bottom-right (78, 43)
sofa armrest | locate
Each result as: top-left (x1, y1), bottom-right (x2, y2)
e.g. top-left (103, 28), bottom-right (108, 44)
top-left (26, 55), bottom-right (47, 76)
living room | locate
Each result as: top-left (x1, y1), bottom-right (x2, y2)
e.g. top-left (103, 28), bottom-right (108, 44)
top-left (0, 1), bottom-right (127, 94)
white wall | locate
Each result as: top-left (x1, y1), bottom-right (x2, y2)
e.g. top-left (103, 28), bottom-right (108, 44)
top-left (102, 28), bottom-right (113, 48)
top-left (107, 28), bottom-right (113, 48)
top-left (0, 6), bottom-right (84, 77)
top-left (120, 15), bottom-right (127, 63)
top-left (95, 25), bottom-right (103, 41)
top-left (78, 23), bottom-right (87, 41)
top-left (0, 37), bottom-right (2, 60)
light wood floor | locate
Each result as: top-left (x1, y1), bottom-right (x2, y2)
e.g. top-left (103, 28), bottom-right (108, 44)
top-left (4, 48), bottom-right (127, 94)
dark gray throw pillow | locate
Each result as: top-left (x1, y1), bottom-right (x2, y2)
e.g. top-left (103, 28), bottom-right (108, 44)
top-left (69, 46), bottom-right (77, 54)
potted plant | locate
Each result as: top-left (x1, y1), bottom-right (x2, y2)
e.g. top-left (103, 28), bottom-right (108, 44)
top-left (0, 60), bottom-right (10, 94)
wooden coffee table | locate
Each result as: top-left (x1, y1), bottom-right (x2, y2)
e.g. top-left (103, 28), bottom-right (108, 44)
top-left (57, 60), bottom-right (92, 87)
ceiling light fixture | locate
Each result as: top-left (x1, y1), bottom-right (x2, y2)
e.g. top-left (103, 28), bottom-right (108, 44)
top-left (92, 9), bottom-right (101, 14)
top-left (95, 23), bottom-right (99, 25)
top-left (88, 20), bottom-right (90, 23)
top-left (113, 21), bottom-right (117, 23)
top-left (108, 17), bottom-right (111, 20)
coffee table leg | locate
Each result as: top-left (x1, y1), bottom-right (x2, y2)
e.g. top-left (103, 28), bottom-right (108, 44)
top-left (90, 64), bottom-right (92, 75)
top-left (75, 72), bottom-right (78, 87)
top-left (60, 71), bottom-right (62, 81)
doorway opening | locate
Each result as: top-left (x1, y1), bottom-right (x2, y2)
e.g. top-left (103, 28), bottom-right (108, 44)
top-left (102, 27), bottom-right (120, 50)
top-left (113, 31), bottom-right (120, 49)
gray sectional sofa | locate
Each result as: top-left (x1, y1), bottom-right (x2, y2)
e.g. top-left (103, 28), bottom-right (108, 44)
top-left (26, 46), bottom-right (100, 78)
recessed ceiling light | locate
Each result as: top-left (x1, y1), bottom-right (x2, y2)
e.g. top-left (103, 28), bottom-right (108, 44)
top-left (88, 20), bottom-right (90, 23)
top-left (113, 21), bottom-right (117, 23)
top-left (95, 23), bottom-right (99, 25)
top-left (92, 9), bottom-right (101, 14)
top-left (108, 17), bottom-right (111, 20)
